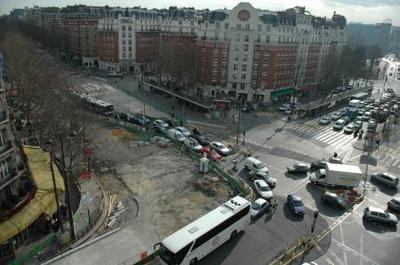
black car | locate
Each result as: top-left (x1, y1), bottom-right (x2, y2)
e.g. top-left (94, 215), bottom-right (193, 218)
top-left (113, 111), bottom-right (128, 121)
top-left (287, 162), bottom-right (309, 174)
top-left (387, 197), bottom-right (400, 214)
top-left (192, 134), bottom-right (209, 146)
top-left (310, 160), bottom-right (328, 171)
top-left (321, 192), bottom-right (347, 209)
top-left (287, 194), bottom-right (305, 216)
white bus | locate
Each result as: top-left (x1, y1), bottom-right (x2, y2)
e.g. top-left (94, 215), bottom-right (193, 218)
top-left (155, 196), bottom-right (250, 265)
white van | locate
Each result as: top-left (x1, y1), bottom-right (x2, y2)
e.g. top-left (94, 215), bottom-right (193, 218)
top-left (244, 157), bottom-right (269, 174)
top-left (167, 129), bottom-right (186, 142)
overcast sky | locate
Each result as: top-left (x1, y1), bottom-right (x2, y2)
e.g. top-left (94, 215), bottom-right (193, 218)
top-left (0, 0), bottom-right (399, 25)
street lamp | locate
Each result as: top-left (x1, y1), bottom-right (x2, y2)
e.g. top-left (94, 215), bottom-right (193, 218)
top-left (311, 209), bottom-right (319, 234)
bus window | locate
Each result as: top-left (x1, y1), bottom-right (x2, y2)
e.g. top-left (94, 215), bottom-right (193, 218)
top-left (159, 242), bottom-right (192, 264)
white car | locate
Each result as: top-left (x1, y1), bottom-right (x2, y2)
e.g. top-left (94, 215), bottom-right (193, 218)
top-left (176, 126), bottom-right (191, 137)
top-left (250, 198), bottom-right (270, 219)
top-left (167, 129), bottom-right (186, 142)
top-left (333, 119), bottom-right (345, 130)
top-left (254, 179), bottom-right (273, 200)
top-left (279, 104), bottom-right (291, 111)
top-left (210, 142), bottom-right (231, 156)
top-left (343, 124), bottom-right (355, 134)
top-left (244, 157), bottom-right (269, 175)
top-left (184, 137), bottom-right (202, 151)
top-left (153, 119), bottom-right (169, 130)
top-left (363, 206), bottom-right (398, 226)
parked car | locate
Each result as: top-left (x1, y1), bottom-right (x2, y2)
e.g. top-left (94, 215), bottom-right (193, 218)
top-left (387, 197), bottom-right (400, 214)
top-left (333, 119), bottom-right (346, 130)
top-left (175, 126), bottom-right (191, 137)
top-left (210, 142), bottom-right (231, 156)
top-left (321, 192), bottom-right (347, 209)
top-left (191, 134), bottom-right (209, 146)
top-left (310, 160), bottom-right (331, 171)
top-left (287, 194), bottom-right (305, 216)
top-left (343, 124), bottom-right (355, 134)
top-left (370, 173), bottom-right (399, 188)
top-left (287, 161), bottom-right (309, 174)
top-left (129, 114), bottom-right (150, 126)
top-left (184, 137), bottom-right (203, 151)
top-left (245, 157), bottom-right (269, 175)
top-left (362, 111), bottom-right (371, 121)
top-left (319, 116), bottom-right (331, 125)
top-left (153, 119), bottom-right (169, 130)
top-left (201, 146), bottom-right (221, 161)
top-left (254, 179), bottom-right (273, 200)
top-left (250, 198), bottom-right (270, 219)
top-left (166, 129), bottom-right (186, 142)
top-left (363, 207), bottom-right (398, 226)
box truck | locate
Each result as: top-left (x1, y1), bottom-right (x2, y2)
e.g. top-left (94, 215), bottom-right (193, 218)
top-left (309, 163), bottom-right (362, 188)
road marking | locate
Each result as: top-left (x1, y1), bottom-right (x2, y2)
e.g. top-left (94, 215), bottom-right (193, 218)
top-left (331, 239), bottom-right (381, 265)
top-left (339, 223), bottom-right (349, 265)
top-left (342, 148), bottom-right (354, 163)
top-left (359, 234), bottom-right (364, 265)
top-left (281, 179), bottom-right (309, 196)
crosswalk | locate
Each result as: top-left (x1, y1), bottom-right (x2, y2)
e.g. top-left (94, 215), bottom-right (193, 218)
top-left (286, 119), bottom-right (358, 151)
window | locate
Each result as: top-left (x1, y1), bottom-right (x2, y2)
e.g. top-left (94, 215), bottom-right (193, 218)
top-left (235, 54), bottom-right (239, 61)
top-left (235, 44), bottom-right (239, 51)
top-left (267, 25), bottom-right (271, 32)
top-left (128, 33), bottom-right (132, 38)
top-left (122, 25), bottom-right (126, 31)
top-left (242, 65), bottom-right (247, 71)
top-left (234, 64), bottom-right (238, 70)
top-left (128, 46), bottom-right (132, 51)
top-left (225, 23), bottom-right (229, 29)
top-left (233, 73), bottom-right (238, 79)
top-left (237, 24), bottom-right (241, 30)
top-left (128, 26), bottom-right (132, 31)
top-left (240, 83), bottom-right (245, 89)
top-left (243, 54), bottom-right (247, 61)
top-left (232, 83), bottom-right (237, 89)
top-left (122, 32), bottom-right (126, 38)
top-left (191, 206), bottom-right (250, 250)
top-left (243, 44), bottom-right (248, 52)
top-left (245, 24), bottom-right (250, 30)
top-left (129, 40), bottom-right (132, 45)
top-left (216, 22), bottom-right (220, 29)
top-left (241, 73), bottom-right (246, 80)
top-left (256, 35), bottom-right (260, 42)
top-left (258, 24), bottom-right (262, 32)
top-left (244, 35), bottom-right (249, 42)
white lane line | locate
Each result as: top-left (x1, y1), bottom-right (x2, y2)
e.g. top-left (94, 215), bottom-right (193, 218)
top-left (315, 130), bottom-right (337, 140)
top-left (342, 148), bottom-right (353, 163)
top-left (359, 234), bottom-right (364, 265)
top-left (313, 127), bottom-right (335, 139)
top-left (318, 131), bottom-right (341, 142)
top-left (333, 137), bottom-right (356, 149)
top-left (339, 223), bottom-right (349, 265)
top-left (324, 134), bottom-right (347, 144)
top-left (329, 136), bottom-right (352, 147)
top-left (392, 159), bottom-right (400, 167)
top-left (331, 239), bottom-right (381, 265)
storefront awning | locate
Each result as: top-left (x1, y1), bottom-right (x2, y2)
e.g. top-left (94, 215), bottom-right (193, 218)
top-left (271, 87), bottom-right (296, 98)
top-left (0, 146), bottom-right (65, 244)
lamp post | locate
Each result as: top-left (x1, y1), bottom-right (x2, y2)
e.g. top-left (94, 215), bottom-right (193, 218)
top-left (311, 209), bottom-right (319, 234)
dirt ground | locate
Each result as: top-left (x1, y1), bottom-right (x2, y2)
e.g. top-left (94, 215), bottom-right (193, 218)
top-left (91, 122), bottom-right (231, 238)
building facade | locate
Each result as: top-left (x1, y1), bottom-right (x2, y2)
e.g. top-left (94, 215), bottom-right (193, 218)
top-left (106, 3), bottom-right (346, 103)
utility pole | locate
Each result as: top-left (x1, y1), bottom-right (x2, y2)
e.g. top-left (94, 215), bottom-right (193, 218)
top-left (142, 72), bottom-right (146, 117)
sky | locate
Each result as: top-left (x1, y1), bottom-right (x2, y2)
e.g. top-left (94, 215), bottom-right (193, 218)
top-left (0, 0), bottom-right (399, 25)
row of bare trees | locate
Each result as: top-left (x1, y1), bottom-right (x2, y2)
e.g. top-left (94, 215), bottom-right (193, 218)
top-left (316, 44), bottom-right (383, 98)
top-left (0, 30), bottom-right (95, 240)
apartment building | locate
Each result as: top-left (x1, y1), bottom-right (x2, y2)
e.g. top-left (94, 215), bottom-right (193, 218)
top-left (108, 3), bottom-right (346, 103)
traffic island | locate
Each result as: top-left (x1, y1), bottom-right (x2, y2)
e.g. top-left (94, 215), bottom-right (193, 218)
top-left (352, 139), bottom-right (377, 151)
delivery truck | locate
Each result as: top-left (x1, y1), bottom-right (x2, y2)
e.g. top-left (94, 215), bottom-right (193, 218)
top-left (309, 163), bottom-right (362, 188)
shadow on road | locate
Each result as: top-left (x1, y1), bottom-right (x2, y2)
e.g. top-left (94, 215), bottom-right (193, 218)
top-left (359, 154), bottom-right (378, 166)
top-left (198, 232), bottom-right (244, 265)
top-left (285, 171), bottom-right (308, 180)
top-left (305, 183), bottom-right (345, 218)
top-left (362, 218), bottom-right (398, 233)
top-left (369, 179), bottom-right (399, 196)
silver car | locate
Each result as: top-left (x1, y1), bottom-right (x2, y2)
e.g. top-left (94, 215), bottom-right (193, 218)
top-left (363, 207), bottom-right (398, 226)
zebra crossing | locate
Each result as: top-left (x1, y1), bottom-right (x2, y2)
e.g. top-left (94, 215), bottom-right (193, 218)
top-left (286, 119), bottom-right (358, 150)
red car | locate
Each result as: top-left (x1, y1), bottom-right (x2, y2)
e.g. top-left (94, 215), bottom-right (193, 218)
top-left (202, 146), bottom-right (221, 161)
